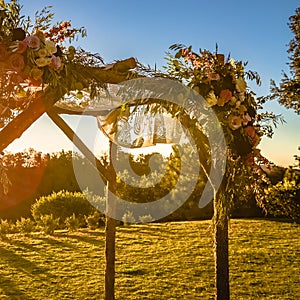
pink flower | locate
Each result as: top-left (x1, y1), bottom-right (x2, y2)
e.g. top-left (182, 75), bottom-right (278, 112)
top-left (228, 115), bottom-right (242, 130)
top-left (207, 72), bottom-right (220, 81)
top-left (8, 53), bottom-right (25, 72)
top-left (49, 55), bottom-right (63, 71)
top-left (25, 35), bottom-right (41, 49)
top-left (242, 113), bottom-right (251, 126)
top-left (244, 126), bottom-right (256, 139)
top-left (217, 89), bottom-right (232, 106)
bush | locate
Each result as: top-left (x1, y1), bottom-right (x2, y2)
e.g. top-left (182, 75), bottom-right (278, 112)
top-left (38, 214), bottom-right (60, 235)
top-left (16, 217), bottom-right (35, 234)
top-left (0, 219), bottom-right (12, 239)
top-left (65, 214), bottom-right (79, 232)
top-left (85, 210), bottom-right (105, 230)
top-left (122, 211), bottom-right (136, 225)
top-left (265, 181), bottom-right (300, 222)
top-left (32, 190), bottom-right (95, 227)
top-left (264, 168), bottom-right (300, 223)
top-left (138, 214), bottom-right (154, 223)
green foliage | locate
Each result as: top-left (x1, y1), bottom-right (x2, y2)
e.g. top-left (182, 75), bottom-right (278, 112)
top-left (264, 168), bottom-right (300, 222)
top-left (37, 214), bottom-right (59, 235)
top-left (268, 7), bottom-right (300, 114)
top-left (138, 214), bottom-right (154, 223)
top-left (122, 211), bottom-right (136, 225)
top-left (65, 213), bottom-right (79, 232)
top-left (0, 219), bottom-right (11, 238)
top-left (16, 217), bottom-right (35, 234)
top-left (85, 210), bottom-right (105, 230)
top-left (32, 190), bottom-right (94, 226)
top-left (37, 150), bottom-right (81, 196)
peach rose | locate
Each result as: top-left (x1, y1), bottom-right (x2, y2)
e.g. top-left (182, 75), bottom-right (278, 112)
top-left (207, 72), bottom-right (220, 81)
top-left (228, 115), bottom-right (242, 130)
top-left (244, 126), bottom-right (256, 139)
top-left (218, 89), bottom-right (232, 106)
top-left (9, 53), bottom-right (25, 71)
top-left (242, 113), bottom-right (251, 126)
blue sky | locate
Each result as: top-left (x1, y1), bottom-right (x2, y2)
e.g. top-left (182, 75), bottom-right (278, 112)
top-left (6, 0), bottom-right (300, 167)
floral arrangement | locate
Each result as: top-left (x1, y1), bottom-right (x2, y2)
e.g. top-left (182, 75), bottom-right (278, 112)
top-left (165, 44), bottom-right (276, 165)
top-left (0, 1), bottom-right (102, 127)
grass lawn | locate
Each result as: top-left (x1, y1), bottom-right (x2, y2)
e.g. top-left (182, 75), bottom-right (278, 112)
top-left (0, 219), bottom-right (299, 299)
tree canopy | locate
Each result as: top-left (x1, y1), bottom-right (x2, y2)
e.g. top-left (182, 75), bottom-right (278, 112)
top-left (269, 7), bottom-right (300, 114)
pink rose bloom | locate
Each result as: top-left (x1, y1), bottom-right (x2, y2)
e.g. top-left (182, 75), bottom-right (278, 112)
top-left (242, 113), bottom-right (251, 126)
top-left (219, 89), bottom-right (232, 103)
top-left (49, 55), bottom-right (62, 71)
top-left (9, 53), bottom-right (25, 72)
top-left (207, 72), bottom-right (220, 81)
top-left (228, 115), bottom-right (242, 130)
top-left (25, 35), bottom-right (41, 49)
top-left (244, 126), bottom-right (256, 139)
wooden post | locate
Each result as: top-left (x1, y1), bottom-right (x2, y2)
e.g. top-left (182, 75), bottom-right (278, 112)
top-left (213, 190), bottom-right (230, 300)
top-left (104, 140), bottom-right (117, 300)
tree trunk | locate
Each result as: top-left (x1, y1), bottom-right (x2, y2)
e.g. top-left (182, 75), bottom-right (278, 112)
top-left (104, 141), bottom-right (117, 300)
top-left (213, 193), bottom-right (230, 300)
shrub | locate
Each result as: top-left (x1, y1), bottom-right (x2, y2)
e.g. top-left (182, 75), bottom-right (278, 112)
top-left (38, 214), bottom-right (60, 235)
top-left (65, 214), bottom-right (79, 232)
top-left (85, 210), bottom-right (105, 230)
top-left (264, 168), bottom-right (300, 223)
top-left (0, 219), bottom-right (12, 239)
top-left (265, 181), bottom-right (300, 223)
top-left (122, 211), bottom-right (136, 225)
top-left (138, 214), bottom-right (154, 223)
top-left (16, 217), bottom-right (35, 234)
top-left (32, 190), bottom-right (95, 227)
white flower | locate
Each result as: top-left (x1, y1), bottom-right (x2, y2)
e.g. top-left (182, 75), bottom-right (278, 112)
top-left (35, 57), bottom-right (51, 67)
top-left (206, 90), bottom-right (218, 106)
top-left (235, 77), bottom-right (247, 93)
top-left (45, 40), bottom-right (57, 55)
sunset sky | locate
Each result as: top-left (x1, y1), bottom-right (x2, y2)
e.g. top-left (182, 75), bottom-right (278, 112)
top-left (6, 0), bottom-right (300, 167)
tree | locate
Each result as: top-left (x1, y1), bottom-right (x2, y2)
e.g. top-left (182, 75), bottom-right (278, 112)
top-left (269, 7), bottom-right (300, 114)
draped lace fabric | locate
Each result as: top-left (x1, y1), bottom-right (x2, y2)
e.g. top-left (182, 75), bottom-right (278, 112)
top-left (55, 84), bottom-right (186, 149)
top-left (97, 106), bottom-right (184, 148)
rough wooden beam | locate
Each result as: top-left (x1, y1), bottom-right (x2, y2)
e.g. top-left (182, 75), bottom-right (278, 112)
top-left (0, 58), bottom-right (137, 153)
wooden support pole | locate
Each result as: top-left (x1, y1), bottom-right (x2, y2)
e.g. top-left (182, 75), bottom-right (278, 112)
top-left (104, 141), bottom-right (117, 300)
top-left (213, 190), bottom-right (230, 300)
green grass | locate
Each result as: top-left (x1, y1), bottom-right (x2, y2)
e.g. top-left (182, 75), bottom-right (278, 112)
top-left (0, 219), bottom-right (299, 299)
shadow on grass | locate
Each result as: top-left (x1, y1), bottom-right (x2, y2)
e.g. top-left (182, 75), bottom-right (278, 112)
top-left (0, 246), bottom-right (54, 281)
top-left (65, 231), bottom-right (105, 247)
top-left (0, 273), bottom-right (31, 300)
